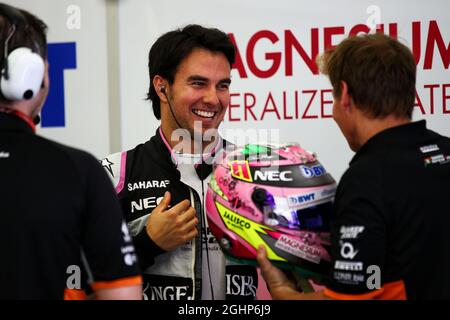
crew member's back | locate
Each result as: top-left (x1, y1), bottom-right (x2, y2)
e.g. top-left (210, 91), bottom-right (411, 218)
top-left (0, 112), bottom-right (141, 299)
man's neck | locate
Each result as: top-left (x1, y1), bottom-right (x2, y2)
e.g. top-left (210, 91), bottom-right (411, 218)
top-left (355, 113), bottom-right (411, 150)
top-left (0, 106), bottom-right (37, 131)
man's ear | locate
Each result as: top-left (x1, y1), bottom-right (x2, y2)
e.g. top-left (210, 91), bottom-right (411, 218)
top-left (340, 81), bottom-right (353, 114)
top-left (42, 60), bottom-right (49, 89)
top-left (152, 75), bottom-right (168, 102)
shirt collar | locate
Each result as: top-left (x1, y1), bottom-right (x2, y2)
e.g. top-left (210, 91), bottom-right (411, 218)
top-left (0, 109), bottom-right (36, 133)
top-left (350, 120), bottom-right (426, 165)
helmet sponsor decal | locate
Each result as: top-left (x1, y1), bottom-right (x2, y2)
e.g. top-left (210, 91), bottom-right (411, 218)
top-left (229, 160), bottom-right (253, 182)
top-left (299, 164), bottom-right (326, 178)
top-left (287, 185), bottom-right (336, 208)
top-left (254, 169), bottom-right (293, 182)
top-left (274, 234), bottom-right (321, 264)
top-left (209, 175), bottom-right (228, 200)
top-left (215, 201), bottom-right (281, 260)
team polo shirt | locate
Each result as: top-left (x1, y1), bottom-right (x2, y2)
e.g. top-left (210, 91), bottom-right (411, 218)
top-left (0, 112), bottom-right (141, 299)
top-left (324, 120), bottom-right (450, 300)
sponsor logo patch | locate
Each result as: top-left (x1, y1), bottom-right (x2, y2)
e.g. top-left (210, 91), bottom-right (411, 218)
top-left (275, 234), bottom-right (321, 264)
top-left (0, 151), bottom-right (10, 158)
top-left (254, 170), bottom-right (293, 182)
top-left (299, 164), bottom-right (326, 178)
top-left (229, 160), bottom-right (253, 182)
top-left (420, 144), bottom-right (439, 153)
top-left (340, 226), bottom-right (365, 239)
top-left (424, 154), bottom-right (450, 167)
top-left (334, 260), bottom-right (364, 271)
top-left (127, 180), bottom-right (170, 191)
top-left (340, 241), bottom-right (359, 259)
top-left (131, 196), bottom-right (164, 213)
top-left (100, 158), bottom-right (114, 176)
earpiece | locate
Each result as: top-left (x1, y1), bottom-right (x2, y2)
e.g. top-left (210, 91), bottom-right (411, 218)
top-left (160, 85), bottom-right (166, 94)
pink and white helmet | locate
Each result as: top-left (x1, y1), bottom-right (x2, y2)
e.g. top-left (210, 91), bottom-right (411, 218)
top-left (206, 143), bottom-right (336, 280)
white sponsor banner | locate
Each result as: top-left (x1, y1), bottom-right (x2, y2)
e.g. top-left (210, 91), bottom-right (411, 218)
top-left (4, 0), bottom-right (110, 158)
top-left (118, 0), bottom-right (450, 180)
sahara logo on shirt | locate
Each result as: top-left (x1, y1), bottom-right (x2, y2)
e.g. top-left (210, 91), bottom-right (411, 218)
top-left (128, 180), bottom-right (170, 191)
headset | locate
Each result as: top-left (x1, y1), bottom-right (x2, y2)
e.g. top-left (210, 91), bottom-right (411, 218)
top-left (160, 84), bottom-right (185, 129)
top-left (0, 3), bottom-right (45, 101)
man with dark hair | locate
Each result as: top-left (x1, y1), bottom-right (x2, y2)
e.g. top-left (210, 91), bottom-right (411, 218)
top-left (0, 3), bottom-right (142, 299)
top-left (102, 24), bottom-right (258, 300)
top-left (257, 33), bottom-right (450, 299)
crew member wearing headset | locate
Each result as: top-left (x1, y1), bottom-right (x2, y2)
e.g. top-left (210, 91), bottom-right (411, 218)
top-left (0, 3), bottom-right (142, 299)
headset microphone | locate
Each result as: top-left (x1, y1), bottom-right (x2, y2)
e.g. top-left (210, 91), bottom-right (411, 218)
top-left (160, 84), bottom-right (216, 299)
top-left (160, 85), bottom-right (183, 129)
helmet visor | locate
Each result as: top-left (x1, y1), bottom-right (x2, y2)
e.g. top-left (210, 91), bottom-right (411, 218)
top-left (263, 197), bottom-right (332, 231)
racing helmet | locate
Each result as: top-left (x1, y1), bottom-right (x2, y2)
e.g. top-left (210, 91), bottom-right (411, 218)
top-left (205, 143), bottom-right (336, 280)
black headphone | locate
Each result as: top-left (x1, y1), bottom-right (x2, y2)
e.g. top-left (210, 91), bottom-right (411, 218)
top-left (0, 3), bottom-right (45, 101)
top-left (160, 84), bottom-right (184, 129)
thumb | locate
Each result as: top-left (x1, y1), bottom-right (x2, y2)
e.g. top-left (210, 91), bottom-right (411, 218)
top-left (155, 191), bottom-right (171, 212)
top-left (256, 245), bottom-right (271, 273)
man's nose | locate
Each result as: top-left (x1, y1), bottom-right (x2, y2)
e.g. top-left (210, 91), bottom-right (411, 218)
top-left (203, 85), bottom-right (220, 106)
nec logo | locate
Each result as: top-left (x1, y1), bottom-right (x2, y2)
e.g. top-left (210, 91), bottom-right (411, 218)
top-left (41, 42), bottom-right (77, 127)
top-left (131, 196), bottom-right (164, 213)
top-left (254, 170), bottom-right (293, 181)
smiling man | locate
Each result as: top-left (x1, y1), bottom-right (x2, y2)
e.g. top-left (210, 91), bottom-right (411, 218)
top-left (101, 25), bottom-right (258, 300)
top-left (153, 46), bottom-right (231, 154)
